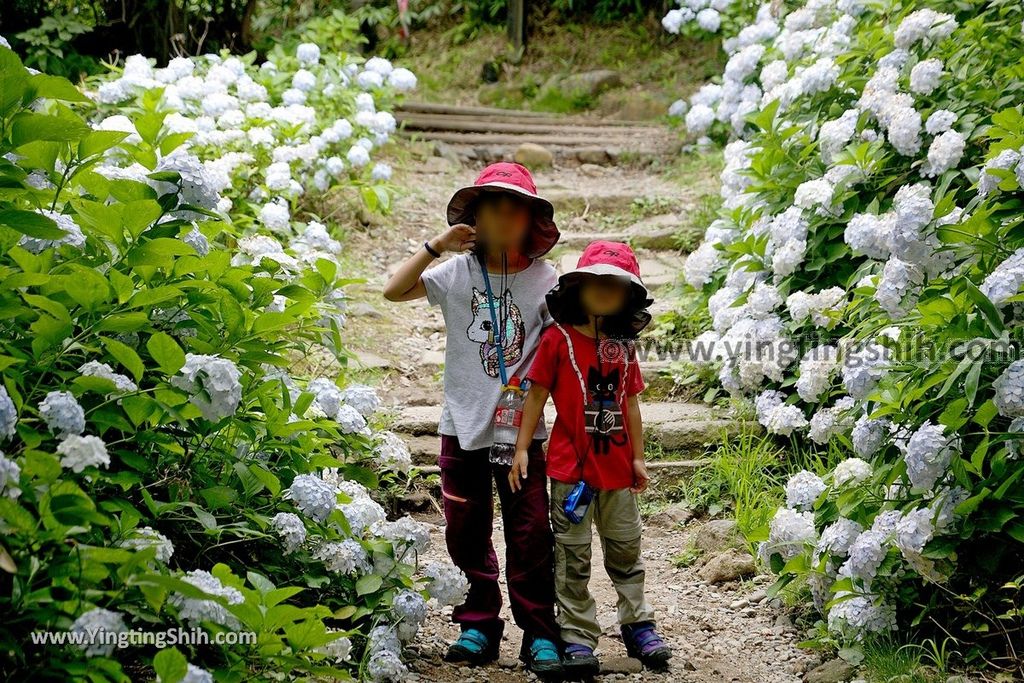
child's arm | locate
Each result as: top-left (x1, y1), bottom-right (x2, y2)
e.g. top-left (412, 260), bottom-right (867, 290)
top-left (509, 383), bottom-right (549, 492)
top-left (382, 224), bottom-right (476, 301)
top-left (627, 395), bottom-right (649, 494)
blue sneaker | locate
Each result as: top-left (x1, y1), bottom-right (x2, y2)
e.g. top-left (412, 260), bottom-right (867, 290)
top-left (562, 642), bottom-right (600, 679)
top-left (520, 636), bottom-right (563, 678)
top-left (444, 628), bottom-right (498, 665)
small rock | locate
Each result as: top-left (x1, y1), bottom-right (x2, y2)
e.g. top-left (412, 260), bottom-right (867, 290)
top-left (353, 350), bottom-right (393, 370)
top-left (357, 206), bottom-right (385, 227)
top-left (419, 349), bottom-right (445, 367)
top-left (579, 163), bottom-right (607, 177)
top-left (496, 656), bottom-right (519, 669)
top-left (601, 656), bottom-right (643, 674)
top-left (804, 658), bottom-right (856, 683)
top-left (693, 519), bottom-right (744, 553)
top-left (773, 613), bottom-right (794, 633)
top-left (576, 147), bottom-right (612, 165)
top-left (349, 301), bottom-right (383, 318)
top-left (648, 503), bottom-right (694, 529)
top-left (422, 156), bottom-right (456, 174)
top-left (698, 549), bottom-right (755, 584)
top-left (558, 69), bottom-right (621, 96)
top-left (398, 491), bottom-right (433, 512)
top-left (513, 142), bottom-right (553, 169)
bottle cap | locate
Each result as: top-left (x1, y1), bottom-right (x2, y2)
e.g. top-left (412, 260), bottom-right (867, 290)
top-left (508, 376), bottom-right (521, 388)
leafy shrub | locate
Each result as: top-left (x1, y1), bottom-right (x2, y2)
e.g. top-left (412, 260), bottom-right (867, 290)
top-left (668, 0), bottom-right (1024, 670)
top-left (0, 39), bottom-right (466, 683)
top-left (13, 14), bottom-right (99, 80)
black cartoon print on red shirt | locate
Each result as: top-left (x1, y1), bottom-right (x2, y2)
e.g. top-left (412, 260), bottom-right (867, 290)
top-left (585, 366), bottom-right (626, 455)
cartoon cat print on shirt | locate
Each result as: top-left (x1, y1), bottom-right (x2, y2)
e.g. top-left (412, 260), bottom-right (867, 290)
top-left (467, 288), bottom-right (525, 378)
top-left (585, 366), bottom-right (627, 455)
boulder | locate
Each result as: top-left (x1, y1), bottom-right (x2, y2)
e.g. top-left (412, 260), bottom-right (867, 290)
top-left (693, 518), bottom-right (744, 553)
top-left (513, 142), bottom-right (553, 169)
top-left (804, 658), bottom-right (856, 683)
top-left (576, 146), bottom-right (612, 165)
top-left (698, 549), bottom-right (755, 583)
top-left (559, 69), bottom-right (621, 96)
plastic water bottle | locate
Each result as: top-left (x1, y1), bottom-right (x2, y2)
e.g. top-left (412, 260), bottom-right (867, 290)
top-left (490, 376), bottom-right (524, 466)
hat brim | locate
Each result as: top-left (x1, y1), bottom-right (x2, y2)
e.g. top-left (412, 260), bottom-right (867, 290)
top-left (446, 182), bottom-right (560, 259)
top-left (559, 263), bottom-right (650, 301)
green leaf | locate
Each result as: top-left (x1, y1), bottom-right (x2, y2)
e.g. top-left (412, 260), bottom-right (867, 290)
top-left (0, 209), bottom-right (65, 239)
top-left (78, 130), bottom-right (131, 158)
top-left (356, 573), bottom-right (383, 596)
top-left (0, 47), bottom-right (29, 118)
top-left (28, 73), bottom-right (89, 103)
top-left (100, 336), bottom-right (145, 381)
top-left (152, 647), bottom-right (188, 683)
top-left (126, 237), bottom-right (196, 268)
top-left (11, 112), bottom-right (91, 146)
top-left (146, 332), bottom-right (185, 374)
top-left (199, 485), bottom-right (238, 510)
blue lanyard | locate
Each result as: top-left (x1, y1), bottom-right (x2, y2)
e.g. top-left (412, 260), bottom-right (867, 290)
top-left (480, 264), bottom-right (509, 386)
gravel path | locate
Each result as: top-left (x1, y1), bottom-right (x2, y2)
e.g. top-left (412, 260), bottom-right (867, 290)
top-left (403, 515), bottom-right (818, 683)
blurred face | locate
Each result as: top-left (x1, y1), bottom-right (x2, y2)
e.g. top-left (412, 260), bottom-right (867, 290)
top-left (473, 193), bottom-right (531, 253)
top-left (579, 275), bottom-right (630, 318)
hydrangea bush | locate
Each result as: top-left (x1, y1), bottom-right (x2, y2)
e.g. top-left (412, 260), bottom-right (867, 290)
top-left (0, 43), bottom-right (464, 682)
top-left (670, 0), bottom-right (1024, 663)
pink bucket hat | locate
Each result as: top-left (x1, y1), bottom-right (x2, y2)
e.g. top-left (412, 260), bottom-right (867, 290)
top-left (446, 162), bottom-right (560, 258)
top-left (547, 240), bottom-right (654, 335)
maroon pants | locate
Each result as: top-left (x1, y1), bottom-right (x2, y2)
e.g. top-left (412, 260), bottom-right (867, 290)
top-left (439, 435), bottom-right (560, 644)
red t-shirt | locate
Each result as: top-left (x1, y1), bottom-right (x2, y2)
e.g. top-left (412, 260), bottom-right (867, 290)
top-left (527, 324), bottom-right (645, 490)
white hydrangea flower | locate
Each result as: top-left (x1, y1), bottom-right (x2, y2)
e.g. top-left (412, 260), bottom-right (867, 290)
top-left (317, 632), bottom-right (352, 662)
top-left (270, 512), bottom-right (306, 553)
top-left (171, 354), bottom-right (242, 421)
top-left (816, 518), bottom-right (863, 558)
top-left (367, 650), bottom-right (407, 682)
top-left (39, 390), bottom-right (86, 437)
top-left (978, 149), bottom-right (1021, 197)
top-left (696, 7), bottom-right (721, 31)
top-left (258, 200), bottom-right (291, 232)
top-left (851, 414), bottom-right (889, 458)
top-left (871, 509), bottom-right (904, 537)
top-left (786, 287), bottom-right (846, 328)
top-left (909, 59), bottom-right (943, 95)
top-left (296, 42), bottom-right (321, 66)
top-left (894, 9), bottom-right (957, 49)
top-left (347, 145), bottom-right (370, 168)
top-left (341, 384), bottom-right (381, 418)
top-left (336, 404), bottom-right (370, 435)
top-left (0, 451), bottom-right (21, 499)
top-left (339, 496), bottom-right (386, 534)
top-left (886, 105), bottom-right (923, 156)
top-left (809, 397), bottom-right (855, 445)
top-left (841, 343), bottom-right (888, 399)
top-left (683, 241), bottom-right (723, 289)
top-left (155, 150), bottom-right (221, 210)
top-left (376, 516), bottom-right (431, 562)
top-left (876, 257), bottom-right (923, 317)
top-left (980, 248), bottom-right (1024, 307)
top-left (314, 539), bottom-right (371, 575)
top-left (121, 526), bottom-right (175, 562)
top-left (0, 385), bottom-right (18, 440)
top-left (20, 209), bottom-right (86, 254)
top-left (833, 458), bottom-right (872, 487)
top-left (993, 360), bottom-right (1024, 417)
top-left (839, 529), bottom-right (888, 584)
top-left (286, 474), bottom-right (337, 523)
top-left (844, 211), bottom-right (894, 260)
top-left (785, 470), bottom-right (826, 510)
top-left (759, 507), bottom-right (817, 564)
top-left (374, 431), bottom-right (412, 474)
top-left (925, 109), bottom-right (957, 135)
top-left (771, 238), bottom-right (807, 277)
top-left (921, 129), bottom-right (965, 177)
top-left (388, 67), bottom-right (417, 91)
top-left (685, 104), bottom-right (716, 134)
top-left (818, 109), bottom-right (859, 162)
top-left (796, 345), bottom-right (839, 403)
top-left (161, 663), bottom-right (213, 683)
top-left (169, 569), bottom-right (244, 629)
top-left (79, 361), bottom-right (138, 393)
top-left (393, 589), bottom-right (428, 630)
top-left (903, 420), bottom-right (956, 491)
top-left (662, 8), bottom-right (687, 34)
top-left (69, 608), bottom-right (128, 657)
top-left (183, 227), bottom-right (210, 256)
top-left (423, 562), bottom-right (469, 606)
top-left (827, 593), bottom-right (896, 638)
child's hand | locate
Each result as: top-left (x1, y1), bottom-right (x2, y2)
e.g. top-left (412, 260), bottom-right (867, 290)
top-left (432, 224), bottom-right (476, 254)
top-left (630, 458), bottom-right (650, 494)
top-left (508, 448), bottom-right (530, 492)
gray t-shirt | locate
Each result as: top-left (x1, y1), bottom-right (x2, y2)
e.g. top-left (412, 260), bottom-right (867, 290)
top-left (422, 253), bottom-right (557, 451)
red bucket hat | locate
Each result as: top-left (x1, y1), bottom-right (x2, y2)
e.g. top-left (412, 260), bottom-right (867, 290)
top-left (446, 162), bottom-right (560, 259)
top-left (547, 240), bottom-right (654, 335)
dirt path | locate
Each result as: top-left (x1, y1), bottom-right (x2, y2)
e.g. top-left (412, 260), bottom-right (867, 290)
top-left (342, 125), bottom-right (818, 681)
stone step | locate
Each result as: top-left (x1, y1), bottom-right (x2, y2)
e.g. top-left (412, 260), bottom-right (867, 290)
top-left (546, 189), bottom-right (668, 214)
top-left (393, 401), bottom-right (748, 452)
top-left (398, 101), bottom-right (656, 127)
top-left (398, 113), bottom-right (665, 137)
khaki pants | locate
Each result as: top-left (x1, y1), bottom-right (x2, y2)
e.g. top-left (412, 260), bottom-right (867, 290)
top-left (550, 480), bottom-right (655, 648)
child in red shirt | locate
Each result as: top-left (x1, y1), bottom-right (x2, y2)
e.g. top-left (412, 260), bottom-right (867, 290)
top-left (510, 240), bottom-right (672, 676)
